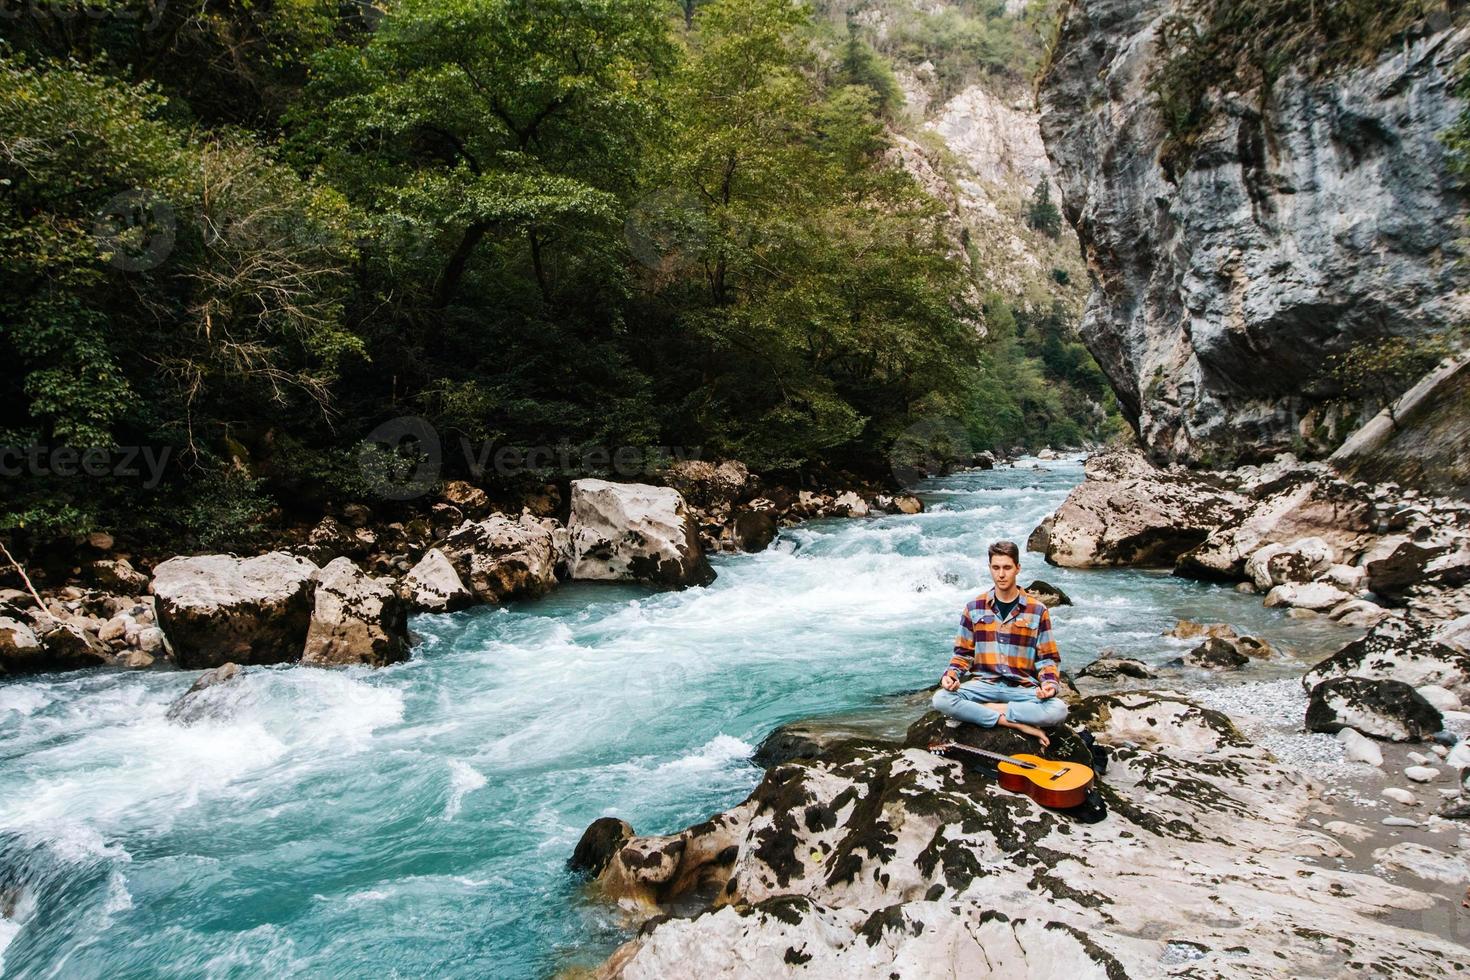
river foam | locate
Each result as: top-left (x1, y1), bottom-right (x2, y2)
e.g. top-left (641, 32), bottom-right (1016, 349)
top-left (0, 456), bottom-right (1363, 978)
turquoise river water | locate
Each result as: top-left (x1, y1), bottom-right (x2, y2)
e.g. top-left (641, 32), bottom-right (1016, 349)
top-left (0, 457), bottom-right (1363, 978)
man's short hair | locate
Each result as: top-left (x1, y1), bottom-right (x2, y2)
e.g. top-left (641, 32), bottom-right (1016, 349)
top-left (988, 540), bottom-right (1021, 564)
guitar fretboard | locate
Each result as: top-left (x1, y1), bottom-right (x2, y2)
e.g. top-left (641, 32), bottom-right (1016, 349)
top-left (934, 742), bottom-right (1060, 772)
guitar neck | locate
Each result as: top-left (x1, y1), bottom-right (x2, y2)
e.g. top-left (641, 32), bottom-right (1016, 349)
top-left (939, 742), bottom-right (1043, 770)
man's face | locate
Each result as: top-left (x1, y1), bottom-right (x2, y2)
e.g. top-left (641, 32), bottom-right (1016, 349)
top-left (989, 555), bottom-right (1019, 593)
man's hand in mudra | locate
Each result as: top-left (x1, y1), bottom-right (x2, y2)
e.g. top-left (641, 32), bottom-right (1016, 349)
top-left (941, 671), bottom-right (961, 692)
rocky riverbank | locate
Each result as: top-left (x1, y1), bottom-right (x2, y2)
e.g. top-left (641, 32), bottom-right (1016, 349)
top-left (0, 459), bottom-right (932, 680)
top-left (573, 684), bottom-right (1470, 977)
top-left (569, 447), bottom-right (1470, 977)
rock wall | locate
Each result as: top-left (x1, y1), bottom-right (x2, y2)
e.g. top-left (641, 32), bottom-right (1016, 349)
top-left (1038, 0), bottom-right (1470, 468)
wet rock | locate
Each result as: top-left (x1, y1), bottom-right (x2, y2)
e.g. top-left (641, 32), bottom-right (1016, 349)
top-left (731, 510), bottom-right (778, 554)
top-left (1372, 842), bottom-right (1470, 885)
top-left (165, 662), bottom-right (245, 724)
top-left (151, 552), bottom-right (319, 668)
top-left (1417, 685), bottom-right (1463, 713)
top-left (1076, 656), bottom-right (1156, 681)
top-left (31, 620), bottom-right (111, 672)
top-left (88, 558), bottom-right (148, 594)
top-left (1026, 515), bottom-right (1053, 554)
top-left (1382, 787), bottom-right (1418, 806)
top-left (567, 479), bottom-right (715, 588)
top-left (657, 459), bottom-right (751, 510)
top-left (1164, 620), bottom-right (1236, 640)
top-left (303, 516), bottom-right (365, 564)
top-left (831, 491), bottom-right (869, 518)
top-left (0, 616), bottom-right (63, 675)
top-left (441, 480), bottom-right (491, 518)
top-left (1336, 728), bottom-right (1383, 767)
top-left (751, 722), bottom-right (873, 768)
top-left (1303, 616), bottom-right (1470, 697)
top-left (569, 817), bottom-right (635, 878)
top-left (440, 515), bottom-right (558, 603)
top-left (1184, 638), bottom-right (1248, 671)
top-left (1023, 580), bottom-right (1071, 607)
top-left (401, 547), bottom-right (474, 613)
top-left (892, 495), bottom-right (923, 515)
top-left (1263, 581), bottom-right (1355, 611)
top-left (1038, 449), bottom-right (1246, 568)
top-left (1305, 677), bottom-right (1443, 742)
top-left (302, 558), bottom-right (410, 667)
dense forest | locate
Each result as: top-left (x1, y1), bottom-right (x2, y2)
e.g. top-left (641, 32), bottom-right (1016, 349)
top-left (0, 0), bottom-right (1116, 552)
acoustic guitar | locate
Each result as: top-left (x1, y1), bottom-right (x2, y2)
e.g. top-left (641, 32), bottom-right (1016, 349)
top-left (928, 740), bottom-right (1095, 809)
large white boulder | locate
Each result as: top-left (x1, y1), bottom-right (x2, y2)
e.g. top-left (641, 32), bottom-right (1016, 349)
top-left (401, 548), bottom-right (474, 613)
top-left (440, 515), bottom-right (558, 603)
top-left (1306, 677), bottom-right (1443, 742)
top-left (1263, 581), bottom-right (1355, 611)
top-left (0, 616), bottom-right (80, 675)
top-left (567, 479), bottom-right (715, 587)
top-left (302, 558), bottom-right (410, 667)
top-left (1033, 449), bottom-right (1247, 568)
top-left (1304, 616), bottom-right (1470, 697)
top-left (1178, 479), bottom-right (1373, 581)
top-left (151, 552), bottom-right (319, 668)
top-left (1245, 536), bottom-right (1336, 590)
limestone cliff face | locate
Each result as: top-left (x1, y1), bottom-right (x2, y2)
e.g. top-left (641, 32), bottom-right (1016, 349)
top-left (860, 0), bottom-right (1088, 308)
top-left (1038, 0), bottom-right (1470, 466)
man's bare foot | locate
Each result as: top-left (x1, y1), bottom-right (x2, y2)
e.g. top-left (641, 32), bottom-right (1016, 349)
top-left (996, 714), bottom-right (1050, 747)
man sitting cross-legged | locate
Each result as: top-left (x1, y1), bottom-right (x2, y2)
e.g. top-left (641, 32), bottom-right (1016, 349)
top-left (931, 539), bottom-right (1067, 746)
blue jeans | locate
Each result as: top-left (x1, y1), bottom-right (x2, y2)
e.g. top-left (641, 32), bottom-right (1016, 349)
top-left (931, 678), bottom-right (1069, 728)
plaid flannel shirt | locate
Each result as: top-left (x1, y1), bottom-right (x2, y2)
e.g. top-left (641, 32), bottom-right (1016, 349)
top-left (943, 588), bottom-right (1060, 688)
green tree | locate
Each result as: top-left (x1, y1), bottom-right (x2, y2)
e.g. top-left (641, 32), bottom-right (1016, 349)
top-left (633, 0), bottom-right (983, 471)
top-left (1026, 178), bottom-right (1062, 238)
top-left (837, 21), bottom-right (902, 116)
